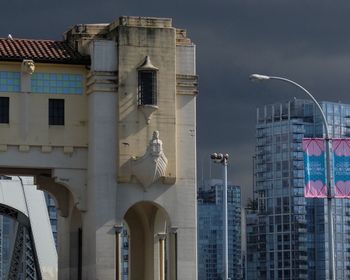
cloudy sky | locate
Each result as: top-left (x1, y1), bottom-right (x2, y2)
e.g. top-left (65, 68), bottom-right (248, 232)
top-left (2, 1), bottom-right (350, 203)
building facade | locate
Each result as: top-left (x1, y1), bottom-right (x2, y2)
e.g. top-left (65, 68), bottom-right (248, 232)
top-left (0, 16), bottom-right (198, 280)
top-left (247, 99), bottom-right (350, 280)
top-left (198, 179), bottom-right (242, 280)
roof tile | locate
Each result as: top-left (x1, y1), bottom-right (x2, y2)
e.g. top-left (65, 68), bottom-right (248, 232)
top-left (0, 38), bottom-right (90, 65)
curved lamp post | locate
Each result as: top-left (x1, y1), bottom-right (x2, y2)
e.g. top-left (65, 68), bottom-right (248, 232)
top-left (249, 74), bottom-right (335, 280)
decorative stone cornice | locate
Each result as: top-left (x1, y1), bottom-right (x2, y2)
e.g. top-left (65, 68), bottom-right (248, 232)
top-left (114, 224), bottom-right (123, 234)
top-left (169, 227), bottom-right (178, 234)
top-left (139, 104), bottom-right (158, 124)
top-left (157, 233), bottom-right (167, 240)
top-left (176, 74), bottom-right (198, 96)
top-left (137, 56), bottom-right (159, 71)
top-left (117, 16), bottom-right (172, 28)
top-left (176, 29), bottom-right (193, 46)
top-left (86, 71), bottom-right (118, 95)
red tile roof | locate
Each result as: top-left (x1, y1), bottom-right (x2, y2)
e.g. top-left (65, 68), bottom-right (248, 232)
top-left (0, 38), bottom-right (90, 65)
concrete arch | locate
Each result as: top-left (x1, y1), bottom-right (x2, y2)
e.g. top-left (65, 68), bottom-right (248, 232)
top-left (122, 200), bottom-right (171, 225)
top-left (123, 201), bottom-right (171, 280)
top-left (36, 169), bottom-right (86, 218)
top-left (36, 176), bottom-right (72, 218)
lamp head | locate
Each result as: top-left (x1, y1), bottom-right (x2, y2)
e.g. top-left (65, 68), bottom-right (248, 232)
top-left (249, 74), bottom-right (271, 81)
top-left (211, 153), bottom-right (218, 160)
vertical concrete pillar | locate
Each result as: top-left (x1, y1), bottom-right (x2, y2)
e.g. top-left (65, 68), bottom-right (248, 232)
top-left (158, 233), bottom-right (167, 280)
top-left (83, 40), bottom-right (118, 280)
top-left (57, 215), bottom-right (71, 280)
top-left (169, 227), bottom-right (178, 280)
top-left (20, 59), bottom-right (34, 141)
top-left (114, 225), bottom-right (123, 280)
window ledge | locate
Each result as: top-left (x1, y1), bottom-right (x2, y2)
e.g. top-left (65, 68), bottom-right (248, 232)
top-left (138, 104), bottom-right (158, 124)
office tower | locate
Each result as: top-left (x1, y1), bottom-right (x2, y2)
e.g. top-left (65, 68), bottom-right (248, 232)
top-left (198, 179), bottom-right (242, 280)
top-left (247, 99), bottom-right (350, 280)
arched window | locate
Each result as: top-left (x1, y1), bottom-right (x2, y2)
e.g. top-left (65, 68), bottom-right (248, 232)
top-left (137, 56), bottom-right (158, 106)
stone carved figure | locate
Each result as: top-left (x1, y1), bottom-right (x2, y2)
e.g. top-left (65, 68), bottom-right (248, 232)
top-left (150, 131), bottom-right (162, 155)
top-left (132, 131), bottom-right (168, 189)
top-left (21, 60), bottom-right (35, 75)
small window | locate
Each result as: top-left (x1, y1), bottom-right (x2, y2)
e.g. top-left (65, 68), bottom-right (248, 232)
top-left (0, 97), bottom-right (9, 123)
top-left (138, 70), bottom-right (157, 105)
top-left (49, 99), bottom-right (64, 125)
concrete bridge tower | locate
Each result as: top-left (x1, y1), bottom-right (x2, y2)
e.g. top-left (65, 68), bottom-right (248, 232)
top-left (0, 16), bottom-right (197, 279)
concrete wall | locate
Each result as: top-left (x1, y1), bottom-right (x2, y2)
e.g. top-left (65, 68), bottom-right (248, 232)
top-left (117, 24), bottom-right (177, 182)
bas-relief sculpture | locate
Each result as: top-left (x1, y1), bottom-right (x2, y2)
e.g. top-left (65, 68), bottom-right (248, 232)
top-left (132, 131), bottom-right (168, 189)
top-left (21, 60), bottom-right (35, 75)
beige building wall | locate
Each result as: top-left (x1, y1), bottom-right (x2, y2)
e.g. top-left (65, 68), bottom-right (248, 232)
top-left (0, 63), bottom-right (88, 148)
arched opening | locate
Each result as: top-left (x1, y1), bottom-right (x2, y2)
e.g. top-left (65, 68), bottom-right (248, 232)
top-left (0, 169), bottom-right (84, 280)
top-left (123, 201), bottom-right (171, 280)
top-left (37, 177), bottom-right (83, 280)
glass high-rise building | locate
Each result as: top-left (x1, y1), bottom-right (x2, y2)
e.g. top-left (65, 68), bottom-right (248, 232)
top-left (246, 99), bottom-right (350, 280)
top-left (245, 207), bottom-right (258, 280)
top-left (44, 193), bottom-right (58, 247)
top-left (0, 215), bottom-right (16, 278)
top-left (0, 176), bottom-right (16, 278)
top-left (197, 179), bottom-right (242, 280)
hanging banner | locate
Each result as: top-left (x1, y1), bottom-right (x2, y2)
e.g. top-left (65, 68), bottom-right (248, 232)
top-left (302, 138), bottom-right (327, 198)
top-left (332, 138), bottom-right (350, 198)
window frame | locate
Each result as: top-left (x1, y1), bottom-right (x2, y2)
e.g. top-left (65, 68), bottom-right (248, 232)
top-left (0, 97), bottom-right (9, 124)
top-left (138, 70), bottom-right (157, 106)
top-left (48, 98), bottom-right (65, 126)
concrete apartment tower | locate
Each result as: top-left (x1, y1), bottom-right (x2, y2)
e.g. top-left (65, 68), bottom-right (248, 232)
top-left (0, 16), bottom-right (197, 279)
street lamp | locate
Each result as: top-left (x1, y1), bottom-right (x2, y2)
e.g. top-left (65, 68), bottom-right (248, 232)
top-left (250, 74), bottom-right (336, 280)
top-left (211, 152), bottom-right (230, 280)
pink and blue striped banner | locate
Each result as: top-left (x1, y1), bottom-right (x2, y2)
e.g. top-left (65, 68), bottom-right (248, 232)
top-left (333, 138), bottom-right (350, 198)
top-left (302, 138), bottom-right (327, 198)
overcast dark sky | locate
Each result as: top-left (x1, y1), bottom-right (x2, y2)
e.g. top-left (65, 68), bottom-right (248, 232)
top-left (2, 1), bottom-right (350, 204)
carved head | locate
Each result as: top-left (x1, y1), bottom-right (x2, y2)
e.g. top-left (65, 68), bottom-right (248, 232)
top-left (22, 60), bottom-right (35, 75)
top-left (153, 130), bottom-right (160, 140)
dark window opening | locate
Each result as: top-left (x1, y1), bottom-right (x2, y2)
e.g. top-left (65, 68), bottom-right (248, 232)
top-left (49, 99), bottom-right (65, 125)
top-left (78, 228), bottom-right (82, 280)
top-left (0, 97), bottom-right (9, 124)
top-left (138, 70), bottom-right (157, 105)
